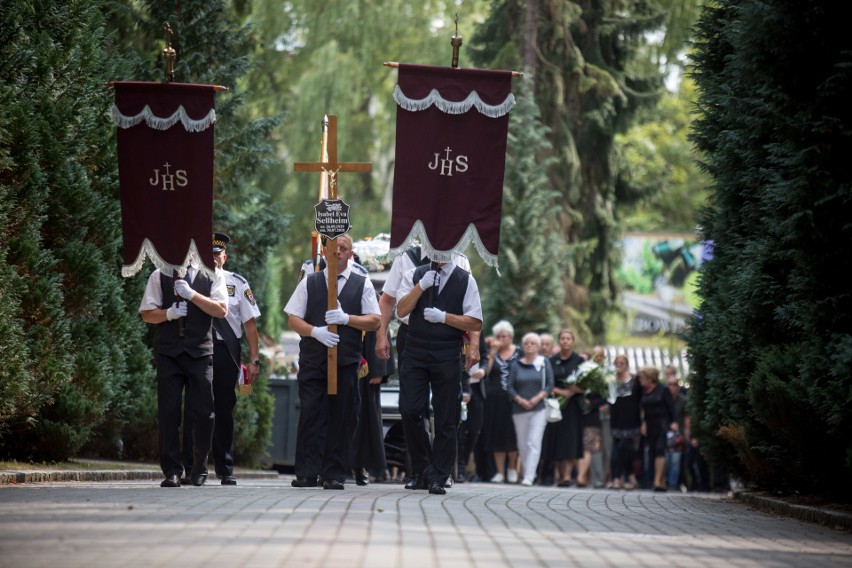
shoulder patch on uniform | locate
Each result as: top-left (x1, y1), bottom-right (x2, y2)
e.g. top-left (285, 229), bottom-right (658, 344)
top-left (244, 288), bottom-right (256, 305)
top-left (226, 284), bottom-right (236, 297)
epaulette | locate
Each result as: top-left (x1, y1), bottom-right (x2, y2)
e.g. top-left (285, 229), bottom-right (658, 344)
top-left (351, 262), bottom-right (369, 276)
top-left (231, 272), bottom-right (247, 285)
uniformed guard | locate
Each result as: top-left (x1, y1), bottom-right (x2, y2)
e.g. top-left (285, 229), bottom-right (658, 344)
top-left (182, 233), bottom-right (261, 485)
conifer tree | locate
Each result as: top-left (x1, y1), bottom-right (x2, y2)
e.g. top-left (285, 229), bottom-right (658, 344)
top-left (471, 0), bottom-right (668, 341)
top-left (482, 79), bottom-right (565, 334)
top-left (688, 0), bottom-right (852, 498)
top-left (0, 0), bottom-right (151, 459)
top-left (107, 0), bottom-right (285, 464)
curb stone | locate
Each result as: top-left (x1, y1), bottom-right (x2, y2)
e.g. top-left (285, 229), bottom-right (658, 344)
top-left (735, 491), bottom-right (852, 532)
top-left (0, 469), bottom-right (279, 485)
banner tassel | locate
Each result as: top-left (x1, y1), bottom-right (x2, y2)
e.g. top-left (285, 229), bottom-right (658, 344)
top-left (393, 85), bottom-right (515, 117)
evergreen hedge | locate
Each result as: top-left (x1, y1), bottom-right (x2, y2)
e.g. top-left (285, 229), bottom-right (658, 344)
top-left (688, 0), bottom-right (852, 500)
top-left (1, 0), bottom-right (283, 468)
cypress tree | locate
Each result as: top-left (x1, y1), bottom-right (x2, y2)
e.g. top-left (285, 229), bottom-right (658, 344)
top-left (470, 0), bottom-right (666, 342)
top-left (482, 79), bottom-right (565, 335)
top-left (688, 0), bottom-right (852, 499)
top-left (0, 0), bottom-right (151, 460)
top-left (106, 0), bottom-right (286, 465)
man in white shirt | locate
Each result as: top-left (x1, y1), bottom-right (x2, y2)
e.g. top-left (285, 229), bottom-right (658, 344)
top-left (182, 233), bottom-right (261, 485)
top-left (375, 246), bottom-right (470, 362)
top-left (284, 234), bottom-right (380, 489)
top-left (395, 259), bottom-right (483, 494)
top-left (139, 258), bottom-right (228, 488)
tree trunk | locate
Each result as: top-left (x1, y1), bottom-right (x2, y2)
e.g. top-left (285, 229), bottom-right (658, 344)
top-left (523, 0), bottom-right (539, 77)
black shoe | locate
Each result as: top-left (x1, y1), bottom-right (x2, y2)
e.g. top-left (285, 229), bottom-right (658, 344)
top-left (404, 474), bottom-right (427, 490)
top-left (160, 475), bottom-right (181, 488)
top-left (428, 482), bottom-right (446, 495)
top-left (354, 468), bottom-right (370, 486)
top-left (220, 475), bottom-right (237, 485)
top-left (291, 476), bottom-right (318, 488)
top-left (191, 472), bottom-right (208, 486)
top-left (179, 476), bottom-right (192, 486)
top-left (323, 479), bottom-right (345, 490)
top-left (654, 485), bottom-right (668, 493)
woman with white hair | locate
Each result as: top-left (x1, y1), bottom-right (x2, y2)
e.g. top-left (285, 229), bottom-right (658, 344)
top-left (506, 332), bottom-right (554, 486)
top-left (481, 320), bottom-right (520, 483)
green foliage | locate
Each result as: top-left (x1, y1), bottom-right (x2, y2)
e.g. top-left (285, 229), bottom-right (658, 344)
top-left (104, 0), bottom-right (288, 463)
top-left (618, 79), bottom-right (711, 231)
top-left (0, 0), bottom-right (152, 460)
top-left (472, 0), bottom-right (670, 342)
top-left (109, 0), bottom-right (289, 339)
top-left (687, 0), bottom-right (852, 500)
top-left (482, 79), bottom-right (565, 335)
top-left (239, 0), bottom-right (491, 309)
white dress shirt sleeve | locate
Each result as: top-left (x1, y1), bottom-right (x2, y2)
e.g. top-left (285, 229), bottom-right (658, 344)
top-left (139, 270), bottom-right (163, 311)
top-left (283, 277), bottom-right (309, 318)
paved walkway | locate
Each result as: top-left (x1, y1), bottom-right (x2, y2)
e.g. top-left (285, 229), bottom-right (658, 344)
top-left (1, 476), bottom-right (850, 568)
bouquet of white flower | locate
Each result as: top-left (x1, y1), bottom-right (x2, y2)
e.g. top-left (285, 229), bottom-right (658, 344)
top-left (557, 361), bottom-right (610, 408)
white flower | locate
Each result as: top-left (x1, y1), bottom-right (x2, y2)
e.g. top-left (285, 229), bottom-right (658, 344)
top-left (567, 360), bottom-right (600, 384)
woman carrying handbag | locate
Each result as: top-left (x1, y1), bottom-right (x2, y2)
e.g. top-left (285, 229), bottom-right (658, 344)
top-left (506, 333), bottom-right (555, 486)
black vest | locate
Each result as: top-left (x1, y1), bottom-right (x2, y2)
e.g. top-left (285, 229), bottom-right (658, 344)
top-left (406, 264), bottom-right (468, 360)
top-left (158, 271), bottom-right (214, 358)
top-left (405, 246), bottom-right (430, 267)
top-left (298, 271), bottom-right (366, 366)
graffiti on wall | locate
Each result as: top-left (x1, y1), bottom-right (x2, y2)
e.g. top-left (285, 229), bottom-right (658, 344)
top-left (616, 232), bottom-right (704, 336)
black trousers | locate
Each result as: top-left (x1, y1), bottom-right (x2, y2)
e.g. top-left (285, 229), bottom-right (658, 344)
top-left (399, 348), bottom-right (462, 486)
top-left (395, 323), bottom-right (430, 475)
top-left (158, 352), bottom-right (214, 477)
top-left (295, 360), bottom-right (358, 483)
top-left (183, 342), bottom-right (239, 476)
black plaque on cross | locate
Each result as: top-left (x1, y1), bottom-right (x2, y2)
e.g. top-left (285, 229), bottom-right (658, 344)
top-left (314, 198), bottom-right (351, 240)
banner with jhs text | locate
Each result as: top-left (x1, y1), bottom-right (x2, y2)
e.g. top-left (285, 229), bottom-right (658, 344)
top-left (389, 64), bottom-right (515, 268)
top-left (112, 81), bottom-right (217, 277)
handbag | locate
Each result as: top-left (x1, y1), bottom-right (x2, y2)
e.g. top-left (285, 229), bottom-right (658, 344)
top-left (541, 363), bottom-right (562, 423)
top-left (545, 397), bottom-right (563, 423)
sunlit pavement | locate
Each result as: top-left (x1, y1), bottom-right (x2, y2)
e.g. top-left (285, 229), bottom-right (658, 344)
top-left (1, 477), bottom-right (850, 568)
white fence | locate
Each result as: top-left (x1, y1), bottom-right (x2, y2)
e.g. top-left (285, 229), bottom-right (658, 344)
top-left (604, 345), bottom-right (690, 381)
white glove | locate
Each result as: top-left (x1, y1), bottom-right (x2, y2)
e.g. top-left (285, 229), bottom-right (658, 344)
top-left (325, 307), bottom-right (350, 326)
top-left (419, 270), bottom-right (438, 291)
top-left (166, 302), bottom-right (187, 321)
top-left (174, 279), bottom-right (196, 301)
top-left (310, 326), bottom-right (340, 347)
top-left (423, 307), bottom-right (446, 324)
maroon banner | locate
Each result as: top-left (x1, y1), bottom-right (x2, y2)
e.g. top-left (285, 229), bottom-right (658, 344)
top-left (112, 81), bottom-right (217, 277)
top-left (389, 64), bottom-right (515, 267)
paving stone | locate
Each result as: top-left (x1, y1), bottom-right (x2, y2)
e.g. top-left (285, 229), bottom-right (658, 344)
top-left (0, 479), bottom-right (850, 567)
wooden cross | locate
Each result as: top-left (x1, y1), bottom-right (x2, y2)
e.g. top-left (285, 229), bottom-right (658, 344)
top-left (294, 115), bottom-right (371, 394)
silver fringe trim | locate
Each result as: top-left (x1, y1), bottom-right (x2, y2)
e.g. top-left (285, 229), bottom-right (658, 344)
top-left (121, 238), bottom-right (215, 279)
top-left (110, 104), bottom-right (217, 132)
top-left (393, 85), bottom-right (515, 117)
top-left (388, 220), bottom-right (500, 273)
